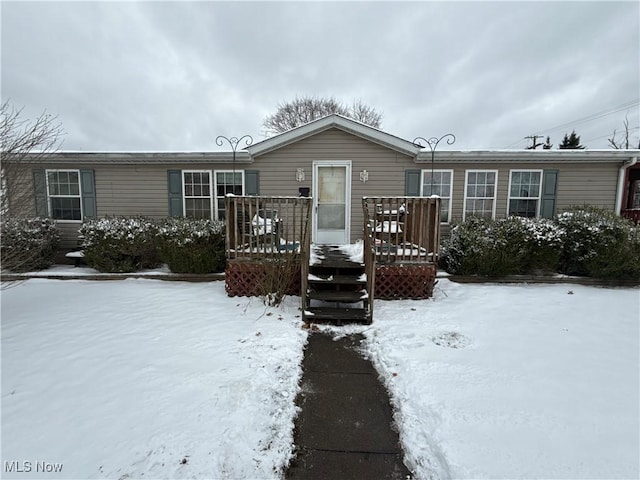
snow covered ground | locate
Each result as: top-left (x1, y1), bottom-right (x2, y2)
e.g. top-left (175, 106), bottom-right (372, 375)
top-left (2, 278), bottom-right (306, 479)
top-left (2, 275), bottom-right (639, 479)
top-left (357, 280), bottom-right (640, 479)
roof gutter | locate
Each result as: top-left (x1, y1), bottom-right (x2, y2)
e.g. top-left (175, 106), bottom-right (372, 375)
top-left (615, 155), bottom-right (638, 214)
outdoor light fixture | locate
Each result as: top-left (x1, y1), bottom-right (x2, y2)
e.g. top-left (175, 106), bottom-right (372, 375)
top-left (360, 170), bottom-right (369, 183)
top-left (296, 168), bottom-right (305, 182)
top-left (413, 134), bottom-right (456, 194)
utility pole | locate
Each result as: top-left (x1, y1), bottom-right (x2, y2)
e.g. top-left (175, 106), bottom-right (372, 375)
top-left (525, 135), bottom-right (544, 150)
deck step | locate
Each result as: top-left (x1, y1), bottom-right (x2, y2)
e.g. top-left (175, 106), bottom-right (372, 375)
top-left (307, 290), bottom-right (368, 303)
top-left (310, 258), bottom-right (363, 266)
top-left (308, 274), bottom-right (366, 285)
top-left (304, 307), bottom-right (371, 324)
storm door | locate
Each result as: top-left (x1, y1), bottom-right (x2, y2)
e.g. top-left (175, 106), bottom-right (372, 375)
top-left (313, 161), bottom-right (351, 244)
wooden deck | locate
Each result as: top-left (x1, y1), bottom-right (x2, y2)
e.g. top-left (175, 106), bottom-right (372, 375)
top-left (225, 196), bottom-right (441, 323)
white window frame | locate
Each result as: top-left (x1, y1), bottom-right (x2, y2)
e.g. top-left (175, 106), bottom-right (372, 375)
top-left (213, 170), bottom-right (245, 220)
top-left (507, 169), bottom-right (543, 218)
top-left (421, 169), bottom-right (454, 224)
top-left (463, 170), bottom-right (498, 220)
top-left (45, 169), bottom-right (82, 222)
top-left (182, 170), bottom-right (214, 220)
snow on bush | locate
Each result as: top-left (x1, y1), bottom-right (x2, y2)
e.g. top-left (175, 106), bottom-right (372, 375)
top-left (158, 217), bottom-right (226, 274)
top-left (80, 216), bottom-right (228, 274)
top-left (556, 206), bottom-right (640, 279)
top-left (441, 216), bottom-right (562, 276)
top-left (441, 207), bottom-right (640, 280)
top-left (80, 216), bottom-right (161, 273)
top-left (0, 216), bottom-right (60, 272)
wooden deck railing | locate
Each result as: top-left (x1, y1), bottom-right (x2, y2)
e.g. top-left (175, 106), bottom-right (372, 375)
top-left (621, 209), bottom-right (640, 224)
top-left (225, 195), bottom-right (312, 261)
top-left (362, 196), bottom-right (441, 264)
top-left (362, 209), bottom-right (377, 319)
top-left (362, 196), bottom-right (441, 311)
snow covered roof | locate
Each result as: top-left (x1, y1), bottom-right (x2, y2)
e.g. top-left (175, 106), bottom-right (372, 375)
top-left (247, 114), bottom-right (422, 157)
top-left (7, 151), bottom-right (253, 165)
top-left (416, 149), bottom-right (640, 163)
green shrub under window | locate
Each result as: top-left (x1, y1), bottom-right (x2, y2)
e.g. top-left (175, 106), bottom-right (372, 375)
top-left (556, 206), bottom-right (640, 280)
top-left (80, 216), bottom-right (161, 273)
top-left (0, 217), bottom-right (60, 272)
top-left (158, 217), bottom-right (226, 274)
top-left (441, 207), bottom-right (640, 281)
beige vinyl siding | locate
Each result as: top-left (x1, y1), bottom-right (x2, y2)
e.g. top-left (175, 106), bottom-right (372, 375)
top-left (253, 129), bottom-right (415, 242)
top-left (56, 223), bottom-right (83, 249)
top-left (31, 162), bottom-right (238, 246)
top-left (94, 165), bottom-right (169, 218)
top-left (434, 162), bottom-right (619, 224)
top-left (32, 163), bottom-right (242, 219)
top-left (555, 164), bottom-right (618, 211)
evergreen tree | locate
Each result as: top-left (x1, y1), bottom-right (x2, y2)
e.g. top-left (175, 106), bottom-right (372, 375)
top-left (559, 130), bottom-right (585, 149)
top-left (542, 136), bottom-right (553, 150)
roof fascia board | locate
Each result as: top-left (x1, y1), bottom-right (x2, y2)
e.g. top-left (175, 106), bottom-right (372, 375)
top-left (5, 151), bottom-right (253, 165)
top-left (416, 150), bottom-right (640, 163)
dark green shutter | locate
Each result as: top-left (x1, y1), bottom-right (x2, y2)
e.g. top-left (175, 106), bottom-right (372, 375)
top-left (540, 169), bottom-right (558, 218)
top-left (245, 170), bottom-right (260, 196)
top-left (167, 170), bottom-right (183, 216)
top-left (405, 169), bottom-right (421, 196)
top-left (33, 169), bottom-right (48, 216)
top-left (80, 169), bottom-right (97, 218)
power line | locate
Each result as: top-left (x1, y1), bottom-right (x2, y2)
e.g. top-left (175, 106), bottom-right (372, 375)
top-left (583, 125), bottom-right (640, 144)
top-left (504, 98), bottom-right (640, 148)
top-left (532, 99), bottom-right (639, 136)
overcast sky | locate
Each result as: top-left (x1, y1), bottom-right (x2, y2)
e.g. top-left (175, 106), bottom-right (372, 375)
top-left (2, 1), bottom-right (639, 152)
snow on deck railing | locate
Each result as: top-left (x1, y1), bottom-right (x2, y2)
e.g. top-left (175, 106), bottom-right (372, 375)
top-left (362, 196), bottom-right (441, 265)
top-left (225, 196), bottom-right (312, 261)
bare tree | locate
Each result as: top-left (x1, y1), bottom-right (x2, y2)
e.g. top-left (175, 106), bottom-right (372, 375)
top-left (263, 96), bottom-right (382, 134)
top-left (1, 102), bottom-right (64, 281)
top-left (608, 114), bottom-right (640, 149)
top-left (348, 99), bottom-right (383, 128)
top-left (1, 101), bottom-right (64, 217)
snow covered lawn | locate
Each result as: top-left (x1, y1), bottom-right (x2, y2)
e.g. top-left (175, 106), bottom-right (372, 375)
top-left (1, 279), bottom-right (306, 479)
top-left (359, 280), bottom-right (640, 479)
top-left (2, 276), bottom-right (639, 479)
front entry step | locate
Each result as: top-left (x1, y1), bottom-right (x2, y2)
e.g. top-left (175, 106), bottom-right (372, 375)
top-left (304, 245), bottom-right (371, 325)
top-left (306, 290), bottom-right (367, 303)
top-left (304, 307), bottom-right (369, 324)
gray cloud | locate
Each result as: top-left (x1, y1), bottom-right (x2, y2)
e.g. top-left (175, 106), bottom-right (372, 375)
top-left (2, 1), bottom-right (638, 151)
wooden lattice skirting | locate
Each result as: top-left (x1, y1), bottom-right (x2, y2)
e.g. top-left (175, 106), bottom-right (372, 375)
top-left (374, 263), bottom-right (437, 299)
top-left (225, 260), bottom-right (302, 297)
top-left (227, 260), bottom-right (436, 300)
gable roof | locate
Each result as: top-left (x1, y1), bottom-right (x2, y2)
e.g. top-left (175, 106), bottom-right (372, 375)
top-left (247, 114), bottom-right (421, 157)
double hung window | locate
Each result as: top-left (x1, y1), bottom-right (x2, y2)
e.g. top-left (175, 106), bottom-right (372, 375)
top-left (183, 171), bottom-right (212, 219)
top-left (214, 171), bottom-right (244, 220)
top-left (181, 170), bottom-right (244, 220)
top-left (421, 170), bottom-right (453, 223)
top-left (508, 170), bottom-right (542, 217)
top-left (464, 170), bottom-right (498, 219)
top-left (46, 170), bottom-right (82, 220)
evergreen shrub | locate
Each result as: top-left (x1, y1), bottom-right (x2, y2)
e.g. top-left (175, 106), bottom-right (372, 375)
top-left (441, 216), bottom-right (530, 276)
top-left (158, 217), bottom-right (226, 274)
top-left (80, 216), bottom-right (161, 272)
top-left (0, 217), bottom-right (60, 272)
top-left (556, 206), bottom-right (640, 279)
top-left (441, 206), bottom-right (640, 281)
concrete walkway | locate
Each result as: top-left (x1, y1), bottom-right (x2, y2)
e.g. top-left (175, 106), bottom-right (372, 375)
top-left (286, 332), bottom-right (411, 480)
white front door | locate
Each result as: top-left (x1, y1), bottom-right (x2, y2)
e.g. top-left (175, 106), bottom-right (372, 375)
top-left (313, 161), bottom-right (351, 244)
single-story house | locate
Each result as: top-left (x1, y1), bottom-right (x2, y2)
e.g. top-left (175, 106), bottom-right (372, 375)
top-left (5, 114), bottom-right (640, 249)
